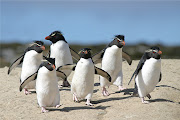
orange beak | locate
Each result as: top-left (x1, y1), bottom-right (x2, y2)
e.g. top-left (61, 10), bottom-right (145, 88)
top-left (121, 41), bottom-right (125, 46)
top-left (52, 64), bottom-right (56, 69)
top-left (45, 36), bottom-right (51, 40)
top-left (158, 51), bottom-right (162, 55)
top-left (84, 50), bottom-right (88, 54)
top-left (41, 46), bottom-right (45, 50)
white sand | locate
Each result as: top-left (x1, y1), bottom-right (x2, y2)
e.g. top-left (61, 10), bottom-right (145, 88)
top-left (0, 59), bottom-right (180, 120)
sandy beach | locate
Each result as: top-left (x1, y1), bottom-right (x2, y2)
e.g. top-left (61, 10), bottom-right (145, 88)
top-left (0, 59), bottom-right (180, 120)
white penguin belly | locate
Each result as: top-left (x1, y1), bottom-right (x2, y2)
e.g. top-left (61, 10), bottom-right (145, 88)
top-left (20, 51), bottom-right (42, 89)
top-left (71, 58), bottom-right (94, 99)
top-left (36, 67), bottom-right (60, 107)
top-left (50, 41), bottom-right (73, 76)
top-left (100, 46), bottom-right (122, 87)
top-left (136, 58), bottom-right (161, 97)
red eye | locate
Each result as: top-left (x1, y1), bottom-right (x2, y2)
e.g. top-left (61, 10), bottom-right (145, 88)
top-left (153, 52), bottom-right (156, 53)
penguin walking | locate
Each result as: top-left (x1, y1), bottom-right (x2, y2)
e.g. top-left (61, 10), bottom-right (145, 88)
top-left (20, 58), bottom-right (67, 112)
top-left (8, 41), bottom-right (45, 95)
top-left (92, 35), bottom-right (132, 96)
top-left (128, 46), bottom-right (162, 103)
top-left (45, 31), bottom-right (79, 87)
top-left (57, 48), bottom-right (111, 106)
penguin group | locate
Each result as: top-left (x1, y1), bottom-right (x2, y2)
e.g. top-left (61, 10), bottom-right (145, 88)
top-left (8, 31), bottom-right (162, 113)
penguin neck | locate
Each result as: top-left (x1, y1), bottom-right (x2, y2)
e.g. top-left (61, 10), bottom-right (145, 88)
top-left (79, 58), bottom-right (93, 63)
top-left (51, 40), bottom-right (68, 48)
top-left (108, 45), bottom-right (122, 54)
top-left (145, 58), bottom-right (161, 69)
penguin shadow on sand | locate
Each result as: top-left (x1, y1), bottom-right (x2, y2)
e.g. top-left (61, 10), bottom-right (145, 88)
top-left (156, 85), bottom-right (180, 91)
top-left (47, 105), bottom-right (110, 112)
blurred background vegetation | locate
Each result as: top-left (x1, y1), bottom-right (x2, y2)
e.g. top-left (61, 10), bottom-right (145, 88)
top-left (0, 43), bottom-right (180, 68)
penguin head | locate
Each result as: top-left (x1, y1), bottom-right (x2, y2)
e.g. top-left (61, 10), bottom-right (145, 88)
top-left (27, 41), bottom-right (45, 53)
top-left (145, 46), bottom-right (162, 59)
top-left (45, 31), bottom-right (66, 44)
top-left (79, 48), bottom-right (92, 59)
top-left (108, 35), bottom-right (125, 48)
top-left (40, 58), bottom-right (56, 71)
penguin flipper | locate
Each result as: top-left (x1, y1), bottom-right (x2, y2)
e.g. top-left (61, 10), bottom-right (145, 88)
top-left (122, 51), bottom-right (132, 65)
top-left (56, 71), bottom-right (67, 81)
top-left (19, 72), bottom-right (37, 92)
top-left (8, 55), bottom-right (24, 74)
top-left (57, 64), bottom-right (76, 71)
top-left (69, 47), bottom-right (80, 61)
top-left (159, 72), bottom-right (162, 82)
top-left (92, 49), bottom-right (105, 64)
top-left (128, 53), bottom-right (148, 85)
top-left (94, 66), bottom-right (111, 82)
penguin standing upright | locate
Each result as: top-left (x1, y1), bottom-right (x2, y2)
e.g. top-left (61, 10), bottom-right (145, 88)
top-left (128, 46), bottom-right (162, 103)
top-left (20, 58), bottom-right (67, 112)
top-left (8, 41), bottom-right (45, 95)
top-left (92, 35), bottom-right (132, 96)
top-left (57, 48), bottom-right (111, 106)
top-left (45, 31), bottom-right (79, 87)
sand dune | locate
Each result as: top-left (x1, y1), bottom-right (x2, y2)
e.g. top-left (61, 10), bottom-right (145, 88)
top-left (0, 59), bottom-right (180, 120)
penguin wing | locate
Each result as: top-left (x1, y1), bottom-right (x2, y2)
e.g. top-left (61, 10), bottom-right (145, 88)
top-left (19, 72), bottom-right (37, 92)
top-left (94, 66), bottom-right (111, 82)
top-left (57, 64), bottom-right (76, 71)
top-left (8, 55), bottom-right (24, 74)
top-left (56, 71), bottom-right (67, 81)
top-left (69, 47), bottom-right (80, 61)
top-left (122, 50), bottom-right (132, 65)
top-left (92, 49), bottom-right (105, 64)
top-left (128, 53), bottom-right (148, 85)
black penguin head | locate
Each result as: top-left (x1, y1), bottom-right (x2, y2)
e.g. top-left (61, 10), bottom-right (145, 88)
top-left (45, 31), bottom-right (66, 44)
top-left (78, 48), bottom-right (92, 59)
top-left (27, 41), bottom-right (45, 53)
top-left (40, 58), bottom-right (56, 71)
top-left (145, 46), bottom-right (162, 59)
top-left (108, 35), bottom-right (125, 48)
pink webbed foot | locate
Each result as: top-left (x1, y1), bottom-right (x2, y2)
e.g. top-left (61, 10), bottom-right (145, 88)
top-left (56, 104), bottom-right (62, 108)
top-left (118, 86), bottom-right (126, 91)
top-left (86, 99), bottom-right (93, 106)
top-left (141, 97), bottom-right (150, 104)
top-left (102, 87), bottom-right (110, 96)
top-left (24, 88), bottom-right (31, 95)
top-left (41, 107), bottom-right (49, 113)
top-left (73, 93), bottom-right (79, 102)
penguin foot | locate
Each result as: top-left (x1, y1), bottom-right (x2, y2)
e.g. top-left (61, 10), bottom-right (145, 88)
top-left (73, 93), bottom-right (79, 102)
top-left (56, 104), bottom-right (62, 108)
top-left (41, 107), bottom-right (49, 113)
top-left (24, 88), bottom-right (31, 95)
top-left (118, 86), bottom-right (127, 91)
top-left (86, 100), bottom-right (93, 106)
top-left (141, 97), bottom-right (150, 104)
top-left (102, 87), bottom-right (110, 96)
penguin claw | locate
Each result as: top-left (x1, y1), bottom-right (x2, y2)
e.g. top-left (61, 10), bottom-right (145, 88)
top-left (86, 102), bottom-right (94, 106)
top-left (24, 89), bottom-right (31, 95)
top-left (102, 87), bottom-right (110, 96)
top-left (86, 100), bottom-right (93, 106)
top-left (141, 97), bottom-right (150, 104)
top-left (41, 107), bottom-right (49, 113)
top-left (142, 101), bottom-right (150, 104)
top-left (73, 93), bottom-right (79, 102)
top-left (56, 104), bottom-right (61, 108)
top-left (118, 86), bottom-right (127, 91)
